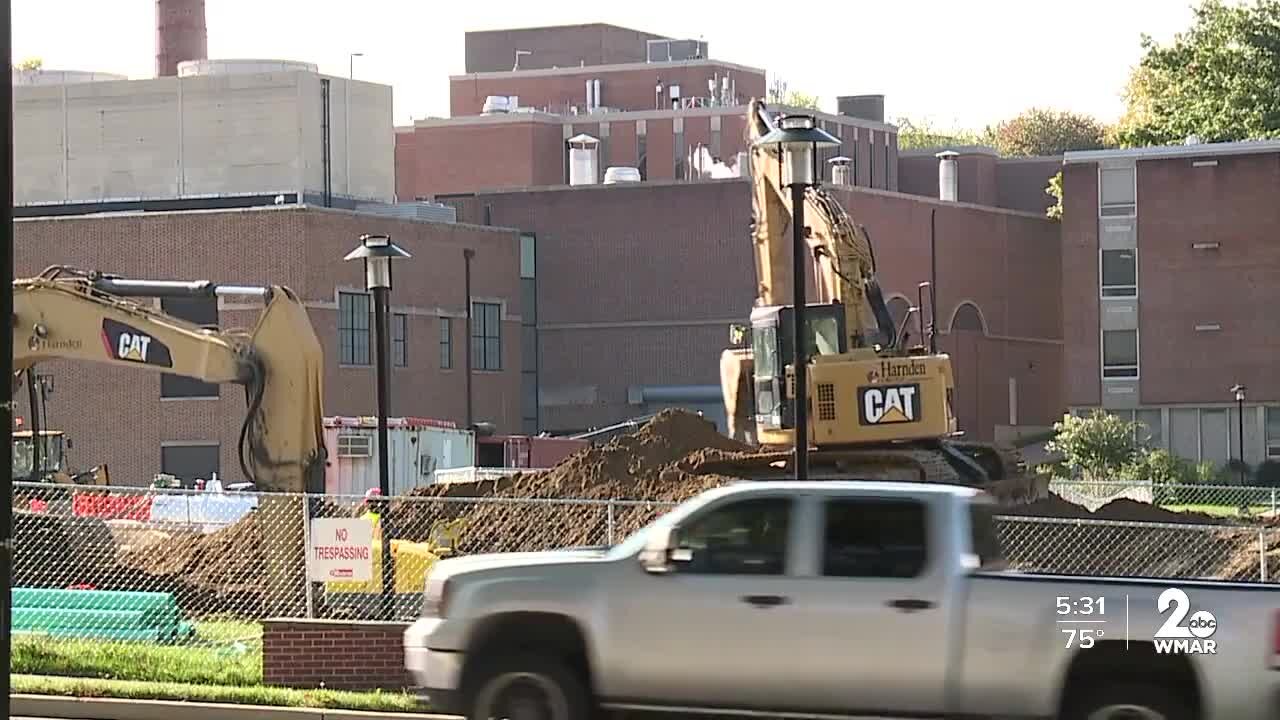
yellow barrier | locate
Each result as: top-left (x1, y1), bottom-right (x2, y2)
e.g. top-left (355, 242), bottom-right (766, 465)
top-left (325, 518), bottom-right (468, 594)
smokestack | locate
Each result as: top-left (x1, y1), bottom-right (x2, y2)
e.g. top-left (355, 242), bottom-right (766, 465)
top-left (156, 0), bottom-right (208, 78)
top-left (936, 150), bottom-right (959, 202)
top-left (828, 156), bottom-right (852, 186)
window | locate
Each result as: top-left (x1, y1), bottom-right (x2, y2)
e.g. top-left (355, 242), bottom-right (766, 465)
top-left (1267, 408), bottom-right (1280, 459)
top-left (472, 302), bottom-right (502, 371)
top-left (1099, 166), bottom-right (1136, 217)
top-left (336, 433), bottom-right (373, 458)
top-left (1102, 329), bottom-right (1138, 379)
top-left (439, 317), bottom-right (453, 369)
top-left (160, 443), bottom-right (220, 485)
top-left (673, 497), bottom-right (792, 575)
top-left (160, 297), bottom-right (219, 399)
top-left (1101, 249), bottom-right (1137, 297)
top-left (338, 292), bottom-right (371, 366)
top-left (822, 498), bottom-right (928, 578)
top-left (392, 313), bottom-right (407, 368)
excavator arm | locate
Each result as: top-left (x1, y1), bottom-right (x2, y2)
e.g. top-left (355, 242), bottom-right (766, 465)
top-left (12, 265), bottom-right (326, 493)
top-left (746, 99), bottom-right (897, 351)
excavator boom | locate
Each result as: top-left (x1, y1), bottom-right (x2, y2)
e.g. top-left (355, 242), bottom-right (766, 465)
top-left (13, 266), bottom-right (326, 493)
top-left (713, 101), bottom-right (1042, 504)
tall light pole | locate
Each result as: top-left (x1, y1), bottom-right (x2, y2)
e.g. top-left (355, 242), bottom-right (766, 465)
top-left (346, 52), bottom-right (363, 200)
top-left (345, 233), bottom-right (411, 620)
top-left (1, 0), bottom-right (15, 713)
top-left (1231, 384), bottom-right (1247, 485)
top-left (753, 113), bottom-right (839, 482)
top-left (464, 248), bottom-right (475, 429)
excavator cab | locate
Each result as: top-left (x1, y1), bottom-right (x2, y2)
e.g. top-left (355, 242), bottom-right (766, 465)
top-left (748, 302), bottom-right (847, 435)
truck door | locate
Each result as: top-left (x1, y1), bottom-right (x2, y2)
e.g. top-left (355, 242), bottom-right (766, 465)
top-left (784, 494), bottom-right (950, 715)
top-left (603, 493), bottom-right (804, 708)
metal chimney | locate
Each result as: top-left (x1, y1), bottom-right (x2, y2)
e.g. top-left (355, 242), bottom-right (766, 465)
top-left (155, 0), bottom-right (208, 78)
top-left (828, 156), bottom-right (853, 186)
top-left (936, 150), bottom-right (959, 201)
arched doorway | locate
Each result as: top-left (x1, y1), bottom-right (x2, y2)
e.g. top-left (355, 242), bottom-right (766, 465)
top-left (947, 302), bottom-right (988, 437)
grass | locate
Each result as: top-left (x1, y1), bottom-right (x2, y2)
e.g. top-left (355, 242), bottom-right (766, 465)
top-left (12, 674), bottom-right (425, 713)
top-left (13, 619), bottom-right (263, 685)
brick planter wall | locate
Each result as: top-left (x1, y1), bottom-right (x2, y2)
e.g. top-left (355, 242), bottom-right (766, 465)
top-left (262, 618), bottom-right (412, 691)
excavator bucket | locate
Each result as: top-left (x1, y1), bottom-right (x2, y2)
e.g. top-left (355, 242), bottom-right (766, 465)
top-left (244, 286), bottom-right (327, 495)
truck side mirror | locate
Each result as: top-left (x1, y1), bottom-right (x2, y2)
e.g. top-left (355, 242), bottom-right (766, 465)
top-left (639, 525), bottom-right (689, 574)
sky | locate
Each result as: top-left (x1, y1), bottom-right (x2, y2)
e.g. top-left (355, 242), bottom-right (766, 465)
top-left (14, 0), bottom-right (1200, 130)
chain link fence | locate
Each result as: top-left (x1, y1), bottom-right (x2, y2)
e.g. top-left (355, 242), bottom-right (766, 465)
top-left (1050, 479), bottom-right (1280, 519)
top-left (9, 480), bottom-right (1278, 666)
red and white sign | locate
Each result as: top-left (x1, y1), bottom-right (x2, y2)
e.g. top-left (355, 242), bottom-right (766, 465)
top-left (309, 518), bottom-right (374, 581)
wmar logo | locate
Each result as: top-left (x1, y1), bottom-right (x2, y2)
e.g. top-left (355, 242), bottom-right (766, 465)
top-left (858, 383), bottom-right (922, 425)
top-left (101, 319), bottom-right (174, 368)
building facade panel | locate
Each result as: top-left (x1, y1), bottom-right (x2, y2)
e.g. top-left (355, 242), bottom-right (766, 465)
top-left (449, 62), bottom-right (766, 116)
top-left (1060, 163), bottom-right (1102, 407)
top-left (464, 24), bottom-right (667, 74)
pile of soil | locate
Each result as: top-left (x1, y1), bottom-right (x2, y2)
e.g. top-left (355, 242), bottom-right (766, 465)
top-left (391, 410), bottom-right (755, 552)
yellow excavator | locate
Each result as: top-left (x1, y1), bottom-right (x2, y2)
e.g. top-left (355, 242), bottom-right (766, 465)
top-left (12, 265), bottom-right (327, 614)
top-left (709, 101), bottom-right (1042, 503)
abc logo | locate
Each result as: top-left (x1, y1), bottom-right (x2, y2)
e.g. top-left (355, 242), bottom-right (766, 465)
top-left (1187, 610), bottom-right (1217, 639)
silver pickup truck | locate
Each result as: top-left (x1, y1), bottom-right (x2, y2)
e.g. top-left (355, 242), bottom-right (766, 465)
top-left (404, 480), bottom-right (1280, 720)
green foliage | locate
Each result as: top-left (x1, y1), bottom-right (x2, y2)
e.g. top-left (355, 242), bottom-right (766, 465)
top-left (1114, 0), bottom-right (1280, 146)
top-left (766, 77), bottom-right (820, 111)
top-left (14, 57), bottom-right (42, 71)
top-left (1044, 410), bottom-right (1144, 481)
top-left (893, 116), bottom-right (985, 151)
top-left (1046, 170), bottom-right (1063, 221)
top-left (983, 107), bottom-right (1110, 157)
top-left (1255, 459), bottom-right (1280, 487)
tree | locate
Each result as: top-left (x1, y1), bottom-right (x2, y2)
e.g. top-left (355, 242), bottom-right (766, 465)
top-left (1046, 170), bottom-right (1063, 221)
top-left (983, 108), bottom-right (1110, 157)
top-left (14, 57), bottom-right (42, 72)
top-left (1044, 410), bottom-right (1144, 481)
top-left (892, 116), bottom-right (985, 151)
top-left (1114, 0), bottom-right (1280, 146)
top-left (766, 77), bottom-right (820, 111)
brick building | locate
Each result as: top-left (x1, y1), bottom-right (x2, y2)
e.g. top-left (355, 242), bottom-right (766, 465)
top-left (897, 146), bottom-right (1063, 215)
top-left (1061, 139), bottom-right (1280, 466)
top-left (395, 22), bottom-right (899, 200)
top-left (440, 177), bottom-right (1063, 438)
top-left (15, 206), bottom-right (524, 486)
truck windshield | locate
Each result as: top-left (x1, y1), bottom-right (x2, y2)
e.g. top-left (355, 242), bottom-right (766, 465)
top-left (968, 498), bottom-right (1008, 570)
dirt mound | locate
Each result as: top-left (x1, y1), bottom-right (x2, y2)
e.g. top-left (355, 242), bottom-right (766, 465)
top-left (114, 514), bottom-right (264, 614)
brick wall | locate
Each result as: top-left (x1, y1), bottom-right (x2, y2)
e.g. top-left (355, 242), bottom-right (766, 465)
top-left (14, 206), bottom-right (523, 486)
top-left (262, 619), bottom-right (411, 691)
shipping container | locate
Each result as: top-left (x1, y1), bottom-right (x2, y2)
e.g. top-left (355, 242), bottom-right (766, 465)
top-left (323, 417), bottom-right (475, 496)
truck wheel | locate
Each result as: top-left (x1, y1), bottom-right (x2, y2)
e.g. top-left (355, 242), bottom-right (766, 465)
top-left (466, 652), bottom-right (589, 720)
top-left (1064, 683), bottom-right (1192, 720)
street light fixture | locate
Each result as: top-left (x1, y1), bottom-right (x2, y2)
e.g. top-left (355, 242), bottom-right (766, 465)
top-left (1231, 384), bottom-right (1247, 486)
top-left (349, 52), bottom-right (363, 80)
top-left (344, 233), bottom-right (411, 620)
top-left (753, 113), bottom-right (840, 483)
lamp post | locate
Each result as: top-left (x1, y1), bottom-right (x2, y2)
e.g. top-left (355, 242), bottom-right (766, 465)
top-left (753, 113), bottom-right (840, 482)
top-left (349, 52), bottom-right (363, 80)
top-left (345, 233), bottom-right (411, 620)
top-left (1231, 384), bottom-right (1247, 485)
top-left (463, 248), bottom-right (475, 429)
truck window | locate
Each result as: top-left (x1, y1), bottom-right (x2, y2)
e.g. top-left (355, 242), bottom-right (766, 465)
top-left (674, 497), bottom-right (792, 576)
top-left (822, 499), bottom-right (927, 578)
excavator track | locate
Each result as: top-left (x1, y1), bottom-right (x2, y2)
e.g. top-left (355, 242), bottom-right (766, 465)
top-left (683, 440), bottom-right (1047, 505)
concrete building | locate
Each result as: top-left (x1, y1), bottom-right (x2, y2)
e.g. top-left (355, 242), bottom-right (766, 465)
top-left (1061, 139), bottom-right (1280, 466)
top-left (439, 176), bottom-right (1062, 438)
top-left (15, 206), bottom-right (525, 486)
top-left (13, 61), bottom-right (394, 207)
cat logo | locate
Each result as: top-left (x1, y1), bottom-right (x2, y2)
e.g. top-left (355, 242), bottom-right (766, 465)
top-left (118, 333), bottom-right (152, 362)
top-left (101, 319), bottom-right (175, 368)
top-left (858, 384), bottom-right (922, 425)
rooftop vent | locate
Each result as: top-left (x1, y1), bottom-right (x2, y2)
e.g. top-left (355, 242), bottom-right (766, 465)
top-left (604, 167), bottom-right (642, 184)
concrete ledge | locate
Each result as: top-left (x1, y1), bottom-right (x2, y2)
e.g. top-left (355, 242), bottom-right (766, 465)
top-left (10, 694), bottom-right (456, 720)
